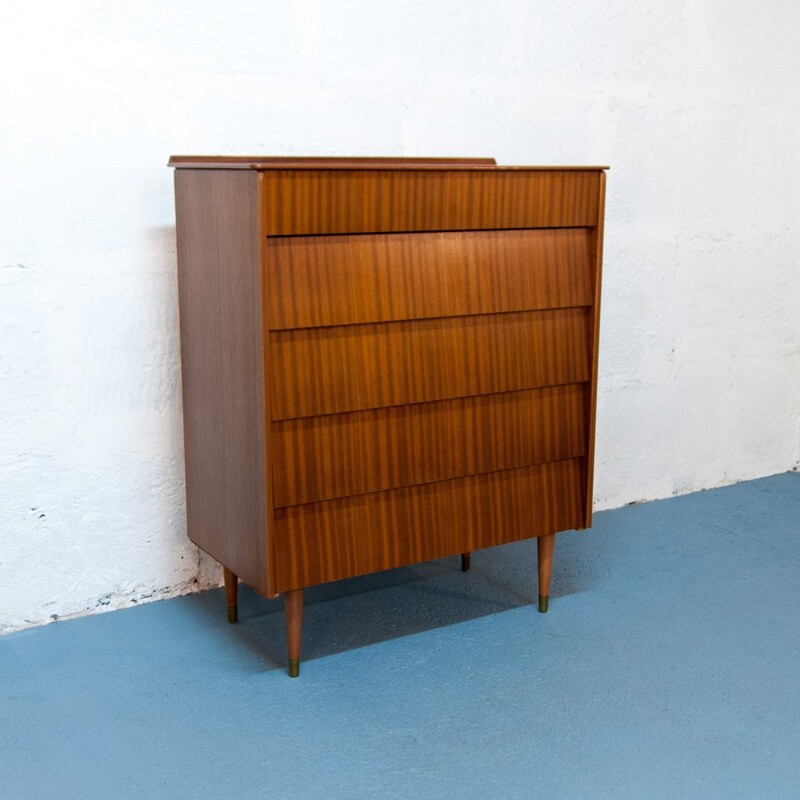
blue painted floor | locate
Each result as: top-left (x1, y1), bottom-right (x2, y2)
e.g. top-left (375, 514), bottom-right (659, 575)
top-left (2, 472), bottom-right (799, 799)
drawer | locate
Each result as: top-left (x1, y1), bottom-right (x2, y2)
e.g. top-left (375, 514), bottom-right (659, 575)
top-left (266, 228), bottom-right (593, 330)
top-left (269, 307), bottom-right (591, 420)
top-left (271, 383), bottom-right (588, 507)
top-left (270, 457), bottom-right (585, 593)
top-left (261, 169), bottom-right (602, 235)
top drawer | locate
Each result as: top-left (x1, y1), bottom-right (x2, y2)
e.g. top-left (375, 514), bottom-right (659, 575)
top-left (260, 169), bottom-right (602, 235)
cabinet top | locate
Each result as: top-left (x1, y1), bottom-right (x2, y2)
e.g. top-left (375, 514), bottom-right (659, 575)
top-left (167, 156), bottom-right (608, 171)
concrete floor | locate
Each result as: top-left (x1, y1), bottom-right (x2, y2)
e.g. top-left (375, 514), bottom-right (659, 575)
top-left (2, 472), bottom-right (799, 799)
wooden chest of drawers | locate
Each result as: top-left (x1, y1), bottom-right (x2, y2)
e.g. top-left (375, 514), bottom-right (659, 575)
top-left (170, 156), bottom-right (607, 676)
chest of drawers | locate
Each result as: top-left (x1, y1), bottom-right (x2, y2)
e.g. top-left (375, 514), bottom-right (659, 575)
top-left (170, 156), bottom-right (607, 676)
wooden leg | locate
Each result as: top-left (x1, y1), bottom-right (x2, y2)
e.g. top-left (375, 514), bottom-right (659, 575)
top-left (537, 534), bottom-right (555, 613)
top-left (284, 589), bottom-right (304, 678)
top-left (223, 566), bottom-right (238, 623)
top-left (461, 552), bottom-right (471, 572)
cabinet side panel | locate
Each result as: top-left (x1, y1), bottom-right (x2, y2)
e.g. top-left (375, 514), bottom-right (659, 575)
top-left (175, 169), bottom-right (270, 595)
top-left (582, 171), bottom-right (607, 529)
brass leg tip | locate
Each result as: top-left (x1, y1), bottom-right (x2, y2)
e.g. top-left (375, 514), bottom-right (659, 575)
top-left (461, 554), bottom-right (471, 572)
top-left (288, 658), bottom-right (300, 678)
top-left (227, 606), bottom-right (238, 624)
top-left (538, 595), bottom-right (549, 613)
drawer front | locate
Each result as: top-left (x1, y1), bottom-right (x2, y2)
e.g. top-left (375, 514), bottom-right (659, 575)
top-left (271, 384), bottom-right (588, 507)
top-left (261, 169), bottom-right (602, 235)
top-left (269, 308), bottom-right (591, 420)
top-left (266, 228), bottom-right (593, 330)
top-left (271, 458), bottom-right (585, 593)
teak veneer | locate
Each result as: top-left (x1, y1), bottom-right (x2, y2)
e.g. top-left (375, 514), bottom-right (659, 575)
top-left (170, 156), bottom-right (607, 677)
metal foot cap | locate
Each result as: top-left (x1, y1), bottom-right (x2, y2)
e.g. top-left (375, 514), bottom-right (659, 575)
top-left (538, 595), bottom-right (549, 613)
top-left (227, 606), bottom-right (238, 624)
top-left (288, 658), bottom-right (300, 678)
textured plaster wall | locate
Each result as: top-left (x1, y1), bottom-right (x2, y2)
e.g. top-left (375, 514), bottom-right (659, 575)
top-left (1, 0), bottom-right (799, 632)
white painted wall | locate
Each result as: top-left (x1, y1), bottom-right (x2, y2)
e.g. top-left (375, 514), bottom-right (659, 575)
top-left (2, 0), bottom-right (798, 632)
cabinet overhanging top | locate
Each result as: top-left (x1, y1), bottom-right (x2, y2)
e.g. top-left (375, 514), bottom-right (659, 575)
top-left (168, 156), bottom-right (609, 171)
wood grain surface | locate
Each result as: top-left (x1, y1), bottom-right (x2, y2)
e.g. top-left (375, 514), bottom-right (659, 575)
top-left (271, 384), bottom-right (588, 507)
top-left (174, 169), bottom-right (270, 595)
top-left (171, 160), bottom-right (606, 627)
top-left (169, 156), bottom-right (498, 169)
top-left (261, 169), bottom-right (601, 235)
top-left (582, 171), bottom-right (607, 528)
top-left (271, 458), bottom-right (585, 592)
top-left (269, 308), bottom-right (591, 420)
top-left (266, 228), bottom-right (593, 330)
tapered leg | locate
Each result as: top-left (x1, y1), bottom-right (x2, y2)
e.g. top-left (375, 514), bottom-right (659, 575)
top-left (284, 589), bottom-right (304, 678)
top-left (537, 534), bottom-right (555, 613)
top-left (461, 552), bottom-right (471, 572)
top-left (223, 566), bottom-right (238, 623)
